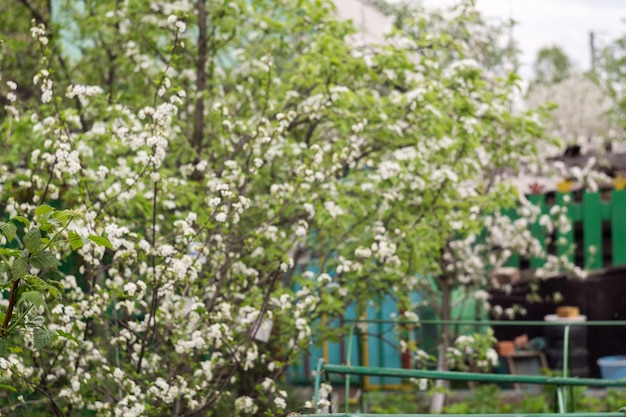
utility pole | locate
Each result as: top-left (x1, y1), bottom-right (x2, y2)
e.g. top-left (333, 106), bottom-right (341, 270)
top-left (590, 31), bottom-right (596, 70)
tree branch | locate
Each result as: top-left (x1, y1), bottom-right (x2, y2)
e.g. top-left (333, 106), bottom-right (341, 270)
top-left (18, 0), bottom-right (48, 26)
top-left (0, 278), bottom-right (20, 339)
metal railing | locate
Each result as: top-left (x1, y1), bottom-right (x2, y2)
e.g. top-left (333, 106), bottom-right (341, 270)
top-left (315, 411), bottom-right (626, 417)
top-left (307, 319), bottom-right (626, 416)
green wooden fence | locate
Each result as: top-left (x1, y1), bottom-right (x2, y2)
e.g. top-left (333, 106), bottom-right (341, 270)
top-left (503, 189), bottom-right (626, 271)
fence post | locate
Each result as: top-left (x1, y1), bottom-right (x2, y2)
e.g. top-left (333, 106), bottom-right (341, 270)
top-left (612, 189), bottom-right (626, 266)
top-left (583, 192), bottom-right (603, 269)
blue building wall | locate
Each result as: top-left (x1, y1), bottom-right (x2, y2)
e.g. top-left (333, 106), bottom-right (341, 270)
top-left (286, 292), bottom-right (427, 390)
top-left (285, 270), bottom-right (485, 390)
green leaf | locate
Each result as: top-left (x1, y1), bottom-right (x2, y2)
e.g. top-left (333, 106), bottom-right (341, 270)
top-left (19, 290), bottom-right (46, 307)
top-left (67, 231), bottom-right (84, 250)
top-left (24, 228), bottom-right (41, 255)
top-left (24, 275), bottom-right (63, 298)
top-left (0, 248), bottom-right (19, 256)
top-left (47, 287), bottom-right (61, 298)
top-left (51, 210), bottom-right (74, 224)
top-left (56, 329), bottom-right (83, 347)
top-left (33, 327), bottom-right (52, 348)
top-left (11, 257), bottom-right (28, 278)
top-left (0, 329), bottom-right (23, 352)
top-left (29, 251), bottom-right (61, 270)
top-left (88, 235), bottom-right (113, 250)
top-left (0, 221), bottom-right (17, 242)
top-left (47, 279), bottom-right (65, 295)
top-left (8, 345), bottom-right (22, 353)
top-left (40, 217), bottom-right (61, 231)
top-left (0, 383), bottom-right (17, 393)
top-left (35, 204), bottom-right (55, 219)
top-left (12, 215), bottom-right (30, 228)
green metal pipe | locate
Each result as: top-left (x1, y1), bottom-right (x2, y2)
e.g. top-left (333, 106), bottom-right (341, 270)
top-left (556, 385), bottom-right (566, 414)
top-left (311, 413), bottom-right (626, 417)
top-left (377, 305), bottom-right (385, 389)
top-left (343, 319), bottom-right (626, 327)
top-left (345, 322), bottom-right (356, 413)
top-left (313, 358), bottom-right (324, 410)
top-left (562, 324), bottom-right (571, 412)
top-left (563, 324), bottom-right (570, 378)
top-left (321, 364), bottom-right (626, 387)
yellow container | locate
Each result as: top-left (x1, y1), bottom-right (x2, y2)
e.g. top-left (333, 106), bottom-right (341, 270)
top-left (556, 306), bottom-right (580, 318)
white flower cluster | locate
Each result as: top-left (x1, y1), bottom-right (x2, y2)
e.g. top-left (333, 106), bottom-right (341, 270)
top-left (305, 382), bottom-right (333, 413)
top-left (448, 331), bottom-right (499, 371)
top-left (147, 377), bottom-right (181, 404)
top-left (54, 143), bottom-right (82, 176)
top-left (235, 396), bottom-right (258, 416)
top-left (166, 14), bottom-right (187, 33)
top-left (4, 80), bottom-right (19, 118)
top-left (443, 196), bottom-right (587, 294)
top-left (30, 23), bottom-right (48, 45)
top-left (410, 377), bottom-right (429, 391)
top-left (66, 84), bottom-right (103, 105)
top-left (33, 69), bottom-right (53, 103)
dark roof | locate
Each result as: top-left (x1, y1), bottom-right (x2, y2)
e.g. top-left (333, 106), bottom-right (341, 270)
top-left (546, 151), bottom-right (626, 176)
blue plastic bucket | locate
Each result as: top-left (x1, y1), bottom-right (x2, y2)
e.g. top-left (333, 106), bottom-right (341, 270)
top-left (597, 356), bottom-right (626, 380)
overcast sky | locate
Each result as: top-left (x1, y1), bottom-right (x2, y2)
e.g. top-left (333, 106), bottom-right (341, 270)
top-left (422, 0), bottom-right (626, 79)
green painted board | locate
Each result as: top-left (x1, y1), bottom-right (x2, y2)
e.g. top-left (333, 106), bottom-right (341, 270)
top-left (583, 192), bottom-right (603, 270)
top-left (611, 190), bottom-right (626, 266)
top-left (601, 201), bottom-right (612, 220)
top-left (556, 193), bottom-right (574, 264)
top-left (569, 201), bottom-right (583, 222)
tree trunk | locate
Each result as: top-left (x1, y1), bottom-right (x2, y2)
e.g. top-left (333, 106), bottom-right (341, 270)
top-left (430, 278), bottom-right (451, 414)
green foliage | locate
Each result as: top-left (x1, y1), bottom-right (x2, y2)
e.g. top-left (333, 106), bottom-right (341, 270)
top-left (447, 328), bottom-right (498, 372)
top-left (23, 227), bottom-right (42, 255)
top-left (360, 383), bottom-right (626, 414)
top-left (0, 0), bottom-right (573, 415)
top-left (531, 45), bottom-right (572, 87)
top-left (368, 0), bottom-right (520, 74)
top-left (605, 388), bottom-right (626, 411)
top-left (366, 390), bottom-right (430, 414)
top-left (445, 385), bottom-right (512, 414)
top-left (0, 207), bottom-right (105, 345)
top-left (0, 222), bottom-right (17, 243)
top-left (87, 234), bottom-right (113, 250)
top-left (596, 32), bottom-right (626, 130)
top-left (32, 326), bottom-right (52, 348)
top-left (0, 383), bottom-right (17, 393)
top-left (67, 230), bottom-right (83, 250)
top-left (445, 384), bottom-right (626, 414)
top-left (18, 290), bottom-right (46, 307)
